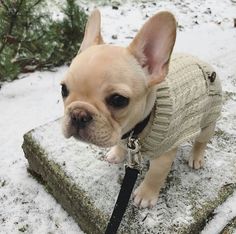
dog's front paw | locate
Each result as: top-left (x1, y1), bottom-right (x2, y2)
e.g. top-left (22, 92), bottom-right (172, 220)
top-left (188, 154), bottom-right (204, 169)
top-left (133, 183), bottom-right (158, 209)
top-left (106, 145), bottom-right (126, 164)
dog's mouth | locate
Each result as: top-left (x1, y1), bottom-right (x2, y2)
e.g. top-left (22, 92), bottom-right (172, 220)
top-left (72, 129), bottom-right (119, 148)
top-left (62, 118), bottom-right (120, 148)
top-left (73, 133), bottom-right (116, 148)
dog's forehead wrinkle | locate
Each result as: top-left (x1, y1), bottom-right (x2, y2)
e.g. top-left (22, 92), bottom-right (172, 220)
top-left (79, 45), bottom-right (133, 70)
top-left (70, 45), bottom-right (147, 86)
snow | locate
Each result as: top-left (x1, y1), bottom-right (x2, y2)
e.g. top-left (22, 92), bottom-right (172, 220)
top-left (0, 68), bottom-right (82, 234)
top-left (202, 190), bottom-right (236, 234)
top-left (0, 0), bottom-right (236, 233)
top-left (28, 115), bottom-right (234, 233)
top-left (31, 120), bottom-right (121, 215)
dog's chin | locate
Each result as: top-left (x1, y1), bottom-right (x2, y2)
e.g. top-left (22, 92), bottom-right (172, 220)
top-left (72, 132), bottom-right (119, 148)
top-left (63, 126), bottom-right (120, 148)
top-left (72, 135), bottom-right (115, 148)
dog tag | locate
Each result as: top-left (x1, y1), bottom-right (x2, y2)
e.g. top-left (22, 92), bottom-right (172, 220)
top-left (208, 71), bottom-right (216, 83)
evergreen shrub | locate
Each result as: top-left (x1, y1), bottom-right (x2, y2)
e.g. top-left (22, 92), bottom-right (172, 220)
top-left (0, 0), bottom-right (87, 82)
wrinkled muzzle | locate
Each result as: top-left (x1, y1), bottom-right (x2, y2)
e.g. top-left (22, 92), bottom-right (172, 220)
top-left (62, 101), bottom-right (121, 147)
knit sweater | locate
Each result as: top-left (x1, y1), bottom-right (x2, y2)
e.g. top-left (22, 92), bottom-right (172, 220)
top-left (138, 54), bottom-right (222, 159)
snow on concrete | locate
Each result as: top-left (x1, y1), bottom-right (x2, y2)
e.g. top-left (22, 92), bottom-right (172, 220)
top-left (201, 190), bottom-right (236, 234)
top-left (0, 0), bottom-right (236, 233)
top-left (29, 116), bottom-right (235, 233)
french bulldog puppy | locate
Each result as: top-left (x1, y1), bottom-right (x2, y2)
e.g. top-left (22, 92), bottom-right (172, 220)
top-left (61, 10), bottom-right (222, 208)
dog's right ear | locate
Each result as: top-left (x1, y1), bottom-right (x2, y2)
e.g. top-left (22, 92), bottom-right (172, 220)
top-left (78, 9), bottom-right (104, 53)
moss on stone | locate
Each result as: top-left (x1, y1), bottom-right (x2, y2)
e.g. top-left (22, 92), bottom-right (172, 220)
top-left (220, 216), bottom-right (236, 234)
top-left (185, 183), bottom-right (236, 234)
top-left (22, 132), bottom-right (109, 234)
top-left (22, 120), bottom-right (236, 234)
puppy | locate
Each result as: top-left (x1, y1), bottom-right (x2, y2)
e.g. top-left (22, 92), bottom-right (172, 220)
top-left (61, 10), bottom-right (222, 208)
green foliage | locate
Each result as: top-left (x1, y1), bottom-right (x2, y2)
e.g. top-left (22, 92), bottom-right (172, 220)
top-left (0, 0), bottom-right (87, 82)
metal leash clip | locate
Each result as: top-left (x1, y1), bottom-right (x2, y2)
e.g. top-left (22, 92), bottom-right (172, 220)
top-left (126, 134), bottom-right (142, 173)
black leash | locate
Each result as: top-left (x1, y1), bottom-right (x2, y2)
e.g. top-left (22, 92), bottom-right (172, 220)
top-left (105, 111), bottom-right (151, 233)
top-left (105, 137), bottom-right (142, 234)
top-left (105, 166), bottom-right (139, 234)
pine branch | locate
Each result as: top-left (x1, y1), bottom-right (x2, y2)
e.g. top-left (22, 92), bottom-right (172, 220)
top-left (0, 0), bottom-right (24, 54)
top-left (0, 0), bottom-right (9, 11)
top-left (32, 0), bottom-right (43, 8)
top-left (0, 0), bottom-right (87, 81)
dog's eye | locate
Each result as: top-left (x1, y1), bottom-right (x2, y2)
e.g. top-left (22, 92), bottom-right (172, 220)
top-left (106, 94), bottom-right (129, 108)
top-left (61, 83), bottom-right (69, 98)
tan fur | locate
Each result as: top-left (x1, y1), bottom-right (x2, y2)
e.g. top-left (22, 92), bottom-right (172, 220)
top-left (134, 148), bottom-right (177, 208)
top-left (61, 10), bottom-right (217, 208)
top-left (62, 45), bottom-right (150, 146)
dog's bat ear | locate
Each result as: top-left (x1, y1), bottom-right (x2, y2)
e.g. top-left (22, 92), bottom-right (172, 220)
top-left (128, 12), bottom-right (177, 87)
top-left (78, 9), bottom-right (104, 53)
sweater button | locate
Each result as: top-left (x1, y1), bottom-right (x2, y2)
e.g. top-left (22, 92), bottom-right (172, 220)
top-left (208, 72), bottom-right (216, 83)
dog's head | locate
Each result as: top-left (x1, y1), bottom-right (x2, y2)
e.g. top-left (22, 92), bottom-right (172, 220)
top-left (61, 9), bottom-right (176, 147)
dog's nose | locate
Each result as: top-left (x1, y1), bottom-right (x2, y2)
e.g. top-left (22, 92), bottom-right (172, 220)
top-left (71, 109), bottom-right (93, 129)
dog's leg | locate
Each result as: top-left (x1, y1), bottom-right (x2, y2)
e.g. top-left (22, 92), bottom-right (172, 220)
top-left (106, 144), bottom-right (127, 164)
top-left (188, 141), bottom-right (207, 169)
top-left (133, 148), bottom-right (177, 208)
top-left (188, 122), bottom-right (216, 169)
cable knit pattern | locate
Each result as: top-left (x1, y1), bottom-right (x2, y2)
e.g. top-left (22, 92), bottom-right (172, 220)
top-left (140, 54), bottom-right (222, 159)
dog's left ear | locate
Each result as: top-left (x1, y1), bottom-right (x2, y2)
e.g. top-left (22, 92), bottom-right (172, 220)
top-left (128, 12), bottom-right (177, 87)
top-left (79, 9), bottom-right (104, 53)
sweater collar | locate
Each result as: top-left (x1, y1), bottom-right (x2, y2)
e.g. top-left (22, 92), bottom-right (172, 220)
top-left (121, 112), bottom-right (152, 140)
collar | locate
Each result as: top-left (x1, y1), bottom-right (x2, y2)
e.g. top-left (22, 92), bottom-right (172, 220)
top-left (121, 112), bottom-right (152, 140)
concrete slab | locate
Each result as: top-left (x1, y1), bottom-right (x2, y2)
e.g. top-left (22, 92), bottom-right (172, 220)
top-left (22, 119), bottom-right (236, 234)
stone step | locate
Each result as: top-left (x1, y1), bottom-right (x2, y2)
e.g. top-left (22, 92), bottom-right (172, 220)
top-left (22, 119), bottom-right (236, 234)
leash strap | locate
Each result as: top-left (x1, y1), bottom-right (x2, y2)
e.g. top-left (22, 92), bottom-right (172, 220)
top-left (105, 166), bottom-right (139, 234)
top-left (105, 137), bottom-right (142, 234)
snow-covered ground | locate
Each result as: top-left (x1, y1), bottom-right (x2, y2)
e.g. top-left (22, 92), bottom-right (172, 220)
top-left (0, 0), bottom-right (236, 233)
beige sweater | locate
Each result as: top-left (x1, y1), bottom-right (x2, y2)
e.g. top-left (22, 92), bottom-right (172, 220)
top-left (139, 54), bottom-right (222, 159)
